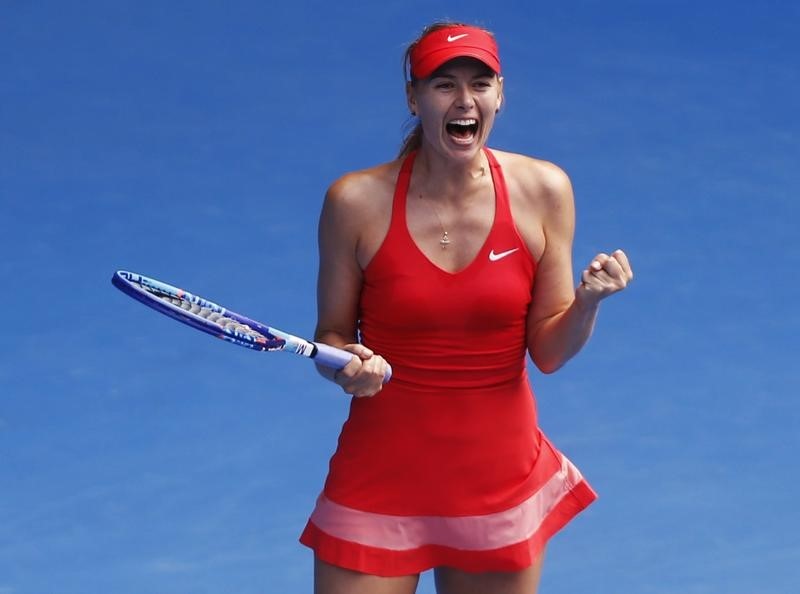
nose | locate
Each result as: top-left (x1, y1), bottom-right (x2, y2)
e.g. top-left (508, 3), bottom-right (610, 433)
top-left (454, 83), bottom-right (475, 110)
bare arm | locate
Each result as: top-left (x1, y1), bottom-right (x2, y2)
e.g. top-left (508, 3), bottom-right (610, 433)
top-left (314, 174), bottom-right (389, 397)
top-left (525, 165), bottom-right (633, 373)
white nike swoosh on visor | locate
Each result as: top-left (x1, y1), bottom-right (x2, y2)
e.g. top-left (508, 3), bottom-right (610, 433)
top-left (489, 248), bottom-right (520, 262)
top-left (447, 34), bottom-right (469, 42)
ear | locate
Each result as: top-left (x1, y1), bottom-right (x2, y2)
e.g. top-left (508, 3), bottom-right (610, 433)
top-left (406, 81), bottom-right (417, 116)
top-left (495, 76), bottom-right (504, 112)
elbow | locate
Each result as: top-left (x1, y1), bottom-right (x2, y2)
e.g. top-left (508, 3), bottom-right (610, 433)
top-left (529, 351), bottom-right (567, 375)
top-left (526, 321), bottom-right (579, 374)
top-left (536, 359), bottom-right (565, 375)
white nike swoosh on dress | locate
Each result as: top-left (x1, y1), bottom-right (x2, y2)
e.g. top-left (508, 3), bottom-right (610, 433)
top-left (488, 248), bottom-right (520, 262)
top-left (447, 34), bottom-right (469, 42)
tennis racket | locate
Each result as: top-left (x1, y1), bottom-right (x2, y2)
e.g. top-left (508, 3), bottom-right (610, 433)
top-left (111, 270), bottom-right (391, 382)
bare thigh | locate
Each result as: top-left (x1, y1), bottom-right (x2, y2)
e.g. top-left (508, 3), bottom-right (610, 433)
top-left (314, 557), bottom-right (420, 594)
top-left (433, 550), bottom-right (545, 594)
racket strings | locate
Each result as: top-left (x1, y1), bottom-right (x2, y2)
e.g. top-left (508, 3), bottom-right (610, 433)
top-left (141, 284), bottom-right (270, 343)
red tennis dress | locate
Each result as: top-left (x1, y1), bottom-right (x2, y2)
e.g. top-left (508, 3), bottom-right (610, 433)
top-left (300, 149), bottom-right (597, 576)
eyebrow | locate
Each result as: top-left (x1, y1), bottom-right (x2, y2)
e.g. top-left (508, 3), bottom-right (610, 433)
top-left (429, 70), bottom-right (496, 80)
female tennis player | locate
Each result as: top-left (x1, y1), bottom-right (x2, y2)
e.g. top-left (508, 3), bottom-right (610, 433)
top-left (300, 21), bottom-right (633, 594)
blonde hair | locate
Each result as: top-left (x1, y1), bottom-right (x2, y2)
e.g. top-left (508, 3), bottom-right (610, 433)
top-left (398, 21), bottom-right (497, 158)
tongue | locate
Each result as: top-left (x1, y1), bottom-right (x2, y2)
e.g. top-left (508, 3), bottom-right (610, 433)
top-left (447, 124), bottom-right (474, 141)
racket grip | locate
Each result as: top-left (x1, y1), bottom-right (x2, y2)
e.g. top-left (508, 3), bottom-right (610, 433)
top-left (312, 342), bottom-right (393, 384)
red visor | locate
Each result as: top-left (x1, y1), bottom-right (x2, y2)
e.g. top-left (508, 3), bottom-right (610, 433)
top-left (409, 26), bottom-right (501, 80)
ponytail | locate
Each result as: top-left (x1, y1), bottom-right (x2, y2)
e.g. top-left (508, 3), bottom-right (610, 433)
top-left (398, 119), bottom-right (423, 158)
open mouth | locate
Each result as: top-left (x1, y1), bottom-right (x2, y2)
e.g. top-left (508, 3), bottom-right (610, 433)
top-left (446, 118), bottom-right (479, 143)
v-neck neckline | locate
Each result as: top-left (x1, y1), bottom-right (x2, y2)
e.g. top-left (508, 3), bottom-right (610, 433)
top-left (402, 151), bottom-right (498, 276)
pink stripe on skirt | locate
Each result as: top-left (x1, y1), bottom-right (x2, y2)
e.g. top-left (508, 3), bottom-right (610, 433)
top-left (309, 453), bottom-right (586, 552)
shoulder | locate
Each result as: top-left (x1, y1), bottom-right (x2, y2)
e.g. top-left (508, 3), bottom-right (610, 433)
top-left (319, 159), bottom-right (404, 265)
top-left (326, 160), bottom-right (402, 205)
top-left (322, 160), bottom-right (401, 225)
top-left (488, 148), bottom-right (575, 237)
top-left (489, 149), bottom-right (573, 205)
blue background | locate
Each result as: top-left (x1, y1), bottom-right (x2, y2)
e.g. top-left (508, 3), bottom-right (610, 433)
top-left (2, 1), bottom-right (798, 592)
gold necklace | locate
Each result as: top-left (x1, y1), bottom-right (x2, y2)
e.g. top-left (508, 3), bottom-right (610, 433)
top-left (418, 193), bottom-right (450, 249)
top-left (415, 164), bottom-right (485, 249)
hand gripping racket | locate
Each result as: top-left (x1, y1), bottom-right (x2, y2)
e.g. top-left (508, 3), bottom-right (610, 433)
top-left (111, 270), bottom-right (391, 383)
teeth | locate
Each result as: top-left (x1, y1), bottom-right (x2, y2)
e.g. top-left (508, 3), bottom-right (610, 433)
top-left (449, 119), bottom-right (477, 126)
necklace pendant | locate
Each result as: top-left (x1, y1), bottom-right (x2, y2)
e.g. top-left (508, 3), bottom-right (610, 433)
top-left (440, 231), bottom-right (450, 249)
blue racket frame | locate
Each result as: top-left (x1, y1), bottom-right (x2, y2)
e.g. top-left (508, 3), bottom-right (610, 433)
top-left (112, 270), bottom-right (391, 382)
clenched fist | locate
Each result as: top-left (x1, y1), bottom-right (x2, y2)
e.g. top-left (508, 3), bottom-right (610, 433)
top-left (578, 249), bottom-right (633, 303)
